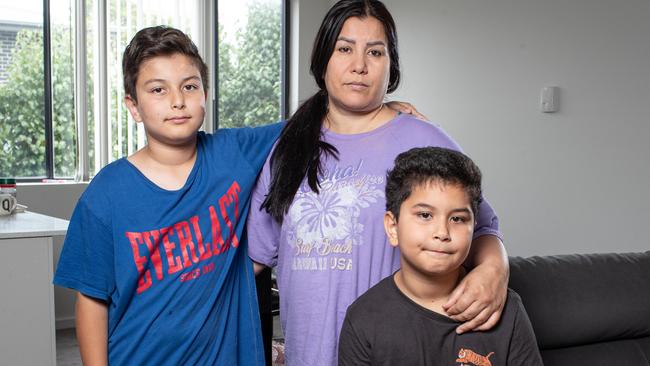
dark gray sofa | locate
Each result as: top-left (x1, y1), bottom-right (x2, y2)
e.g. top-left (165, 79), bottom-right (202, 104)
top-left (509, 251), bottom-right (650, 365)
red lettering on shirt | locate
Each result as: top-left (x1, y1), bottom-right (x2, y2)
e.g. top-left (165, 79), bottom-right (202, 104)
top-left (190, 215), bottom-right (212, 261)
top-left (143, 230), bottom-right (163, 281)
top-left (126, 232), bottom-right (152, 294)
top-left (209, 205), bottom-right (225, 255)
top-left (219, 181), bottom-right (241, 248)
top-left (126, 180), bottom-right (243, 294)
top-left (174, 221), bottom-right (199, 267)
top-left (161, 227), bottom-right (184, 275)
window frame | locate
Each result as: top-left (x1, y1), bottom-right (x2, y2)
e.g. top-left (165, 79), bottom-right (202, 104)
top-left (14, 0), bottom-right (287, 182)
top-left (43, 0), bottom-right (54, 181)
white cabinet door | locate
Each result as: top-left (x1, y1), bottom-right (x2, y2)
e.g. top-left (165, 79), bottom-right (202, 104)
top-left (0, 236), bottom-right (56, 366)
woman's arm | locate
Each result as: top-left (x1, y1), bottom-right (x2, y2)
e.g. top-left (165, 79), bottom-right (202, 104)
top-left (443, 235), bottom-right (509, 334)
top-left (76, 292), bottom-right (108, 366)
top-left (253, 261), bottom-right (267, 275)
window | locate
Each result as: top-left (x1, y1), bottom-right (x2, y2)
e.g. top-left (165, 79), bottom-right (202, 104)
top-left (0, 0), bottom-right (78, 179)
top-left (0, 0), bottom-right (286, 180)
top-left (96, 0), bottom-right (205, 173)
top-left (51, 0), bottom-right (77, 178)
top-left (217, 0), bottom-right (285, 128)
top-left (0, 1), bottom-right (47, 179)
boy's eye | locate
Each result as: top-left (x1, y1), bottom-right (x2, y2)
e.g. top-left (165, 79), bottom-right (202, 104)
top-left (417, 212), bottom-right (432, 220)
top-left (450, 216), bottom-right (467, 223)
top-left (183, 84), bottom-right (199, 91)
top-left (150, 87), bottom-right (164, 94)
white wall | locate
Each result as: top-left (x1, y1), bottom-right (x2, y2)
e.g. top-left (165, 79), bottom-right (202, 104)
top-left (379, 0), bottom-right (650, 256)
top-left (18, 183), bottom-right (87, 328)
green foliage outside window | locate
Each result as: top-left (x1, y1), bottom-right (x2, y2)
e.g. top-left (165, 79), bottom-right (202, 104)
top-left (0, 28), bottom-right (79, 178)
top-left (218, 2), bottom-right (282, 128)
top-left (0, 1), bottom-right (282, 178)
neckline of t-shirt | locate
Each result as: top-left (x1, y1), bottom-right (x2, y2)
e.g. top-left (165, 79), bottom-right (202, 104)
top-left (389, 272), bottom-right (460, 325)
top-left (120, 136), bottom-right (203, 194)
top-left (322, 112), bottom-right (408, 140)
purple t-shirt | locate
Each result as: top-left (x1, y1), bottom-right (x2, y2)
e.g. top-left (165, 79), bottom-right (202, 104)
top-left (247, 114), bottom-right (502, 366)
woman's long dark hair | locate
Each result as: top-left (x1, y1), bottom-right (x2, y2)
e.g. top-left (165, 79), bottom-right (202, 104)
top-left (261, 0), bottom-right (401, 222)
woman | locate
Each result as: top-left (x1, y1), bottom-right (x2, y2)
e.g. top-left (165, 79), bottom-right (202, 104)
top-left (248, 1), bottom-right (508, 365)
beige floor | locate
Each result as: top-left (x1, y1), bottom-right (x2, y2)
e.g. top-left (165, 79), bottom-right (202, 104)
top-left (56, 328), bottom-right (82, 366)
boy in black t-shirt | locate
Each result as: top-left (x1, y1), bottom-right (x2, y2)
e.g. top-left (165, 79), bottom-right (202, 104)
top-left (338, 147), bottom-right (543, 366)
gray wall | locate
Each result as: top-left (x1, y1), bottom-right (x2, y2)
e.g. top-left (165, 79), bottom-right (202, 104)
top-left (380, 0), bottom-right (650, 256)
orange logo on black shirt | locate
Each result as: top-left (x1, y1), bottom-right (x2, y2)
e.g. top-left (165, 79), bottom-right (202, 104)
top-left (456, 348), bottom-right (494, 366)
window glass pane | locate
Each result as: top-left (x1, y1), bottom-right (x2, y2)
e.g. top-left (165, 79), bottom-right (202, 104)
top-left (218, 0), bottom-right (282, 128)
top-left (0, 1), bottom-right (46, 178)
top-left (103, 0), bottom-right (201, 165)
top-left (51, 0), bottom-right (77, 178)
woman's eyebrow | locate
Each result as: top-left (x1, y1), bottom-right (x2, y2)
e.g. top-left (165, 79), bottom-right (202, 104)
top-left (337, 37), bottom-right (386, 47)
top-left (366, 40), bottom-right (386, 47)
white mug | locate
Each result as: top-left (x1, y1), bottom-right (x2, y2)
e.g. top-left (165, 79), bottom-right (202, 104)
top-left (0, 194), bottom-right (17, 216)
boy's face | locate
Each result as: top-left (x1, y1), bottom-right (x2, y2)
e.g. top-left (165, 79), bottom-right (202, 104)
top-left (125, 53), bottom-right (206, 147)
top-left (384, 180), bottom-right (474, 277)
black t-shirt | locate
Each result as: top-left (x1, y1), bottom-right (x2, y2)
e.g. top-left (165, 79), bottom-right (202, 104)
top-left (338, 275), bottom-right (543, 366)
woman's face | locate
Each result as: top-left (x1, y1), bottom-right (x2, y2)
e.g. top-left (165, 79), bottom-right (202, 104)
top-left (324, 16), bottom-right (391, 114)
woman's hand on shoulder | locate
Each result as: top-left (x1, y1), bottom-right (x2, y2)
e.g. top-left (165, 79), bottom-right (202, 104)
top-left (385, 101), bottom-right (428, 121)
top-left (443, 263), bottom-right (508, 334)
top-left (442, 235), bottom-right (509, 334)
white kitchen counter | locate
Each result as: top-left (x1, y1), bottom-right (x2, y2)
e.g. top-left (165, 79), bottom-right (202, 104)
top-left (0, 210), bottom-right (69, 239)
top-left (0, 211), bottom-right (69, 366)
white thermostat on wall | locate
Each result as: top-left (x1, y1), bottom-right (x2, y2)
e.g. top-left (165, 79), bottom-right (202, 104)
top-left (540, 86), bottom-right (559, 113)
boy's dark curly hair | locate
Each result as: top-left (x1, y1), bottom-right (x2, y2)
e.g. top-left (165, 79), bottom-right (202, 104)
top-left (385, 147), bottom-right (483, 219)
top-left (122, 26), bottom-right (208, 101)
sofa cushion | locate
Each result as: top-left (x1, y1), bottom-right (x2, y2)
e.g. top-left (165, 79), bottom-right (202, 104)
top-left (509, 252), bottom-right (650, 349)
top-left (540, 337), bottom-right (650, 366)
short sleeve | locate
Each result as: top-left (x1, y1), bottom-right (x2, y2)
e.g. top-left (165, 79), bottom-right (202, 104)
top-left (507, 294), bottom-right (544, 365)
top-left (234, 122), bottom-right (284, 171)
top-left (472, 197), bottom-right (502, 241)
top-left (246, 154), bottom-right (282, 267)
top-left (338, 311), bottom-right (372, 366)
top-left (53, 198), bottom-right (115, 301)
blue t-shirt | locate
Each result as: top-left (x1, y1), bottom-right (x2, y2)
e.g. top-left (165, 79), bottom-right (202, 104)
top-left (54, 124), bottom-right (282, 365)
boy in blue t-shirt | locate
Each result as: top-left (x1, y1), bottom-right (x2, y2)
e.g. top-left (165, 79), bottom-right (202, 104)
top-left (338, 147), bottom-right (543, 365)
top-left (53, 26), bottom-right (281, 365)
